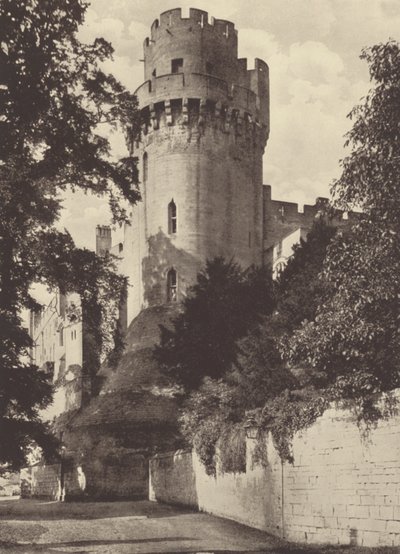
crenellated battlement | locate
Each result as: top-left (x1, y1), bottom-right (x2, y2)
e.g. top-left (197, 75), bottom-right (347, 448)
top-left (134, 70), bottom-right (268, 126)
top-left (263, 185), bottom-right (360, 254)
top-left (145, 9), bottom-right (236, 43)
top-left (126, 97), bottom-right (268, 154)
top-left (139, 8), bottom-right (269, 127)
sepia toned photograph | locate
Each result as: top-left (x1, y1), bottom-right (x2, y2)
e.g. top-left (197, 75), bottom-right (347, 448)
top-left (0, 0), bottom-right (399, 552)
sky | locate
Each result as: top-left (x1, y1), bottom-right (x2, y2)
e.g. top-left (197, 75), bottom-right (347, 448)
top-left (58, 0), bottom-right (400, 250)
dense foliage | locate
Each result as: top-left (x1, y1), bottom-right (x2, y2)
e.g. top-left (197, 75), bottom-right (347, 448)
top-left (179, 379), bottom-right (245, 475)
top-left (284, 41), bottom-right (400, 401)
top-left (0, 0), bottom-right (139, 471)
top-left (156, 257), bottom-right (274, 390)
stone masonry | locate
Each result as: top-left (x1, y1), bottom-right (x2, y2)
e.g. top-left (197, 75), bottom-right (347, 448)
top-left (150, 390), bottom-right (400, 548)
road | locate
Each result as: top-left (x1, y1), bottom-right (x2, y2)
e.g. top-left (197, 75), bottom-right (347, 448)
top-left (0, 497), bottom-right (398, 554)
top-left (0, 497), bottom-right (286, 553)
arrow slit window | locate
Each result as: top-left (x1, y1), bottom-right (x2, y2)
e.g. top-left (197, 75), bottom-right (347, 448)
top-left (168, 199), bottom-right (177, 234)
top-left (167, 269), bottom-right (177, 302)
top-left (143, 152), bottom-right (148, 184)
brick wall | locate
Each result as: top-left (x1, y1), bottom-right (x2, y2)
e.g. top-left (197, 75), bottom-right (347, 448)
top-left (149, 393), bottom-right (400, 547)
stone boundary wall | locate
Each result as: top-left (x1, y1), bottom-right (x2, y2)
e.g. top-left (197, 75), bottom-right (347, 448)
top-left (20, 462), bottom-right (82, 500)
top-left (21, 452), bottom-right (148, 500)
top-left (149, 396), bottom-right (400, 547)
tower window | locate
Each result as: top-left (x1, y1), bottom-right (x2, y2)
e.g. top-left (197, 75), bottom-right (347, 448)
top-left (167, 269), bottom-right (177, 302)
top-left (206, 62), bottom-right (214, 74)
top-left (168, 199), bottom-right (177, 234)
top-left (152, 68), bottom-right (156, 77)
top-left (171, 58), bottom-right (183, 73)
top-left (143, 152), bottom-right (148, 184)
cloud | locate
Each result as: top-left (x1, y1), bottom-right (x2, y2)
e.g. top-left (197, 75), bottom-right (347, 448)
top-left (238, 24), bottom-right (371, 203)
top-left (58, 190), bottom-right (114, 250)
top-left (102, 55), bottom-right (143, 92)
top-left (78, 8), bottom-right (145, 93)
top-left (288, 41), bottom-right (344, 83)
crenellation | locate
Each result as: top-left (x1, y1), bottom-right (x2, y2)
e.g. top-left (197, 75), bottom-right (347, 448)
top-left (211, 18), bottom-right (236, 37)
top-left (131, 99), bottom-right (268, 157)
top-left (189, 7), bottom-right (209, 25)
top-left (151, 18), bottom-right (159, 34)
top-left (159, 8), bottom-right (183, 27)
top-left (238, 57), bottom-right (248, 71)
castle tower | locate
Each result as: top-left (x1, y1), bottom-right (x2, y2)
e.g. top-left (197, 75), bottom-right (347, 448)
top-left (96, 225), bottom-right (112, 257)
top-left (123, 8), bottom-right (269, 324)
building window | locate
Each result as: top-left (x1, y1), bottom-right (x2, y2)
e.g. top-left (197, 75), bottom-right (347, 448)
top-left (143, 152), bottom-right (148, 184)
top-left (59, 327), bottom-right (64, 347)
top-left (152, 68), bottom-right (156, 77)
top-left (167, 269), bottom-right (177, 302)
top-left (168, 199), bottom-right (177, 234)
top-left (171, 58), bottom-right (183, 73)
top-left (206, 62), bottom-right (214, 74)
top-left (274, 261), bottom-right (285, 277)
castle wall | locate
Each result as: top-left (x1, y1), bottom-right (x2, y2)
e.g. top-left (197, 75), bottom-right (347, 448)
top-left (262, 185), bottom-right (359, 267)
top-left (149, 391), bottom-right (400, 548)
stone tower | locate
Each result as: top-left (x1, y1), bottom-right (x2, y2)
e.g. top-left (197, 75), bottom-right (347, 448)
top-left (96, 225), bottom-right (112, 257)
top-left (122, 8), bottom-right (269, 325)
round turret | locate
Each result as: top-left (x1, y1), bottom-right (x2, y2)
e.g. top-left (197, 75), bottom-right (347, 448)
top-left (122, 9), bottom-right (270, 324)
top-left (144, 9), bottom-right (237, 84)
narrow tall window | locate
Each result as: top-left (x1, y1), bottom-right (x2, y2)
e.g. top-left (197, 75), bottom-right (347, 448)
top-left (168, 199), bottom-right (177, 234)
top-left (143, 152), bottom-right (148, 184)
top-left (171, 58), bottom-right (183, 73)
top-left (167, 269), bottom-right (177, 302)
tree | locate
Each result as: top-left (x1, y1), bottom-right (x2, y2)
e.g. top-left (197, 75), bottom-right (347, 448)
top-left (273, 220), bottom-right (337, 334)
top-left (284, 41), bottom-right (400, 404)
top-left (156, 257), bottom-right (275, 390)
top-left (231, 220), bottom-right (336, 409)
top-left (0, 0), bottom-right (140, 472)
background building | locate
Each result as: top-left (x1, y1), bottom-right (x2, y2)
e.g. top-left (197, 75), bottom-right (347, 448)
top-left (29, 291), bottom-right (82, 418)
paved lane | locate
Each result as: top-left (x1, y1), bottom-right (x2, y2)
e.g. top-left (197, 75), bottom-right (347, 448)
top-left (0, 498), bottom-right (285, 553)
